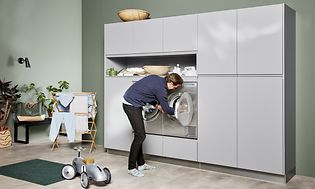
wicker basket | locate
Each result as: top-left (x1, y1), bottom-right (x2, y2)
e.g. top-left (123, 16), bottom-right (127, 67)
top-left (118, 9), bottom-right (150, 22)
top-left (143, 65), bottom-right (171, 76)
top-left (0, 129), bottom-right (12, 148)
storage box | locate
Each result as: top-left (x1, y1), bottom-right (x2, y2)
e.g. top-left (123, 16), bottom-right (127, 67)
top-left (15, 102), bottom-right (46, 122)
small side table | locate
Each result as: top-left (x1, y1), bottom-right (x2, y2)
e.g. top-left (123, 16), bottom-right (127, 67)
top-left (14, 118), bottom-right (51, 144)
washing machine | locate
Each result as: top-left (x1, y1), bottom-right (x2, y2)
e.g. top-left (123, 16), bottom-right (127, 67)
top-left (143, 81), bottom-right (197, 139)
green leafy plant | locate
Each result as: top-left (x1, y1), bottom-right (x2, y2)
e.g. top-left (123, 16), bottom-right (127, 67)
top-left (0, 79), bottom-right (21, 130)
top-left (45, 81), bottom-right (70, 115)
top-left (46, 80), bottom-right (69, 94)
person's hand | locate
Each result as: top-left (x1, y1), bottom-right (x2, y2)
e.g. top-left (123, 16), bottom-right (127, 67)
top-left (155, 104), bottom-right (164, 113)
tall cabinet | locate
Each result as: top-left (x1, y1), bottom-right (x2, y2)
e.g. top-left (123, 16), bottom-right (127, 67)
top-left (236, 4), bottom-right (295, 175)
top-left (197, 9), bottom-right (238, 167)
top-left (197, 3), bottom-right (295, 178)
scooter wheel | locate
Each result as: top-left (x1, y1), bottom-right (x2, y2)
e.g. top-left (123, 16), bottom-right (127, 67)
top-left (61, 164), bottom-right (76, 180)
top-left (103, 167), bottom-right (111, 184)
top-left (80, 172), bottom-right (89, 188)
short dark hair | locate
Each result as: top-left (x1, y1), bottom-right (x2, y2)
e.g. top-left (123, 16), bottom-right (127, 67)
top-left (165, 73), bottom-right (183, 85)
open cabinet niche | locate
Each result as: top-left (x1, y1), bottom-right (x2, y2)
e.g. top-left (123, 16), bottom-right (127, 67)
top-left (105, 54), bottom-right (196, 76)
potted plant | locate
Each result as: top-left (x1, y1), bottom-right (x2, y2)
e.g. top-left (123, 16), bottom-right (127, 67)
top-left (0, 79), bottom-right (21, 148)
top-left (18, 83), bottom-right (47, 120)
top-left (18, 81), bottom-right (70, 118)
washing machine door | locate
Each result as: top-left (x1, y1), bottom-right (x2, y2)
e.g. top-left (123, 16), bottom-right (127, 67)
top-left (174, 92), bottom-right (194, 126)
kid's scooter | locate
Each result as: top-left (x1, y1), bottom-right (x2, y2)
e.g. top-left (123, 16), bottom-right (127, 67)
top-left (61, 146), bottom-right (111, 188)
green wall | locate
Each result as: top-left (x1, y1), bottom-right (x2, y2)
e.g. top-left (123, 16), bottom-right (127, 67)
top-left (0, 0), bottom-right (82, 140)
top-left (82, 0), bottom-right (315, 177)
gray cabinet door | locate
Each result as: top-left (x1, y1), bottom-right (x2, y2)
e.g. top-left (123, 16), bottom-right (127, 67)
top-left (198, 10), bottom-right (237, 74)
top-left (105, 19), bottom-right (163, 55)
top-left (163, 15), bottom-right (197, 52)
top-left (198, 76), bottom-right (237, 167)
top-left (238, 77), bottom-right (283, 174)
top-left (163, 136), bottom-right (197, 161)
top-left (238, 4), bottom-right (283, 74)
top-left (104, 77), bottom-right (134, 151)
top-left (143, 134), bottom-right (163, 156)
top-left (105, 22), bottom-right (133, 55)
top-left (133, 19), bottom-right (163, 53)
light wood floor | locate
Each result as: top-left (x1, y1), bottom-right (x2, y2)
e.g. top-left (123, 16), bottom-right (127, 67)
top-left (1, 138), bottom-right (315, 189)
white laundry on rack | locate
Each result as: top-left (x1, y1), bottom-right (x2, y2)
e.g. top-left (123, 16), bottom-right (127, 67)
top-left (74, 114), bottom-right (89, 141)
top-left (88, 94), bottom-right (97, 119)
top-left (70, 95), bottom-right (89, 141)
top-left (49, 112), bottom-right (76, 142)
top-left (70, 95), bottom-right (88, 113)
top-left (75, 115), bottom-right (89, 132)
top-left (58, 92), bottom-right (74, 108)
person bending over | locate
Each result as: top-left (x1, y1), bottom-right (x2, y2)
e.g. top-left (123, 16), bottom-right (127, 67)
top-left (122, 73), bottom-right (183, 177)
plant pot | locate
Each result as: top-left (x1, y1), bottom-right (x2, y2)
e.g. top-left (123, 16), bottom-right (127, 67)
top-left (0, 128), bottom-right (12, 148)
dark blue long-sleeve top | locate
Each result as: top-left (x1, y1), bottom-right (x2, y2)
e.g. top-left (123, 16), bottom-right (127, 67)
top-left (123, 75), bottom-right (174, 115)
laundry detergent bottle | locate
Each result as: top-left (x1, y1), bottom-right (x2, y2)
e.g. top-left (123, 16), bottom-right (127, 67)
top-left (172, 64), bottom-right (181, 75)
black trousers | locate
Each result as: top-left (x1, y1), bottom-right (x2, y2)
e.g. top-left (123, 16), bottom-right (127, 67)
top-left (123, 103), bottom-right (146, 170)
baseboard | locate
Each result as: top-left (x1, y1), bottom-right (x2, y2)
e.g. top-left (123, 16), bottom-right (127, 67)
top-left (286, 167), bottom-right (296, 182)
top-left (105, 148), bottom-right (291, 183)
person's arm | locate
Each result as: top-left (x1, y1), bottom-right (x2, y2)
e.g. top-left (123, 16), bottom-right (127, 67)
top-left (156, 90), bottom-right (174, 115)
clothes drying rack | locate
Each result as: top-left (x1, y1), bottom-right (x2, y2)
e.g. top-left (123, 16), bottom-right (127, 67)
top-left (51, 92), bottom-right (97, 153)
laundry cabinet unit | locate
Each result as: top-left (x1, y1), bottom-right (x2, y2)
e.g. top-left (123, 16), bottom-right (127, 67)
top-left (104, 3), bottom-right (295, 182)
top-left (197, 3), bottom-right (295, 180)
